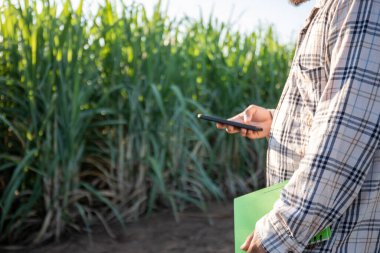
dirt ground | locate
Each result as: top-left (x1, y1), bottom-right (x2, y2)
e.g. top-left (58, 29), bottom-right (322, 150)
top-left (5, 202), bottom-right (234, 253)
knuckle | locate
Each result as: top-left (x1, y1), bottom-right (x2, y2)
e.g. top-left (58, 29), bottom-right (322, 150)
top-left (247, 104), bottom-right (255, 111)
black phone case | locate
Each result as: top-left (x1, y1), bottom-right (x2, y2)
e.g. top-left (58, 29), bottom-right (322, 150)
top-left (197, 114), bottom-right (262, 131)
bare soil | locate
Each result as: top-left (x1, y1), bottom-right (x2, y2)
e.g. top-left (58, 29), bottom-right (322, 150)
top-left (6, 202), bottom-right (234, 253)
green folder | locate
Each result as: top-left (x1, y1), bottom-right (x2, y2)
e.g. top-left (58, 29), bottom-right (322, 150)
top-left (234, 181), bottom-right (331, 253)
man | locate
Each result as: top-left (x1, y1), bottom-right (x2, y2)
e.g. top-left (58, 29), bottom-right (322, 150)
top-left (217, 0), bottom-right (380, 252)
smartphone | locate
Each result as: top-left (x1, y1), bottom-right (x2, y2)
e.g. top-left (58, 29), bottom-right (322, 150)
top-left (197, 114), bottom-right (262, 131)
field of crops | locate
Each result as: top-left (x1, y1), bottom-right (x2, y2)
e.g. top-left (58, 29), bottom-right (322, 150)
top-left (0, 0), bottom-right (293, 246)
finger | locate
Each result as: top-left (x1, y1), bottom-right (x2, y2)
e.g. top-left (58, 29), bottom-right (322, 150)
top-left (246, 130), bottom-right (262, 139)
top-left (216, 124), bottom-right (238, 134)
top-left (246, 235), bottom-right (258, 253)
top-left (226, 125), bottom-right (240, 133)
top-left (243, 105), bottom-right (257, 123)
top-left (240, 128), bottom-right (247, 137)
top-left (247, 241), bottom-right (255, 253)
top-left (243, 111), bottom-right (251, 123)
top-left (247, 239), bottom-right (262, 253)
top-left (216, 123), bottom-right (226, 129)
top-left (240, 233), bottom-right (254, 250)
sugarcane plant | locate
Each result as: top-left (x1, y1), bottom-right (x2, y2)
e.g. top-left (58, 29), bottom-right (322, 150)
top-left (0, 0), bottom-right (293, 246)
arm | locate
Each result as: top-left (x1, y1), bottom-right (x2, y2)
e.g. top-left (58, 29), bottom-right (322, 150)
top-left (255, 1), bottom-right (380, 252)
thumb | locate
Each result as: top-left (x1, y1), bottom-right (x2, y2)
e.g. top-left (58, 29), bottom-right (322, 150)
top-left (243, 106), bottom-right (256, 123)
top-left (243, 111), bottom-right (251, 123)
top-left (240, 233), bottom-right (254, 250)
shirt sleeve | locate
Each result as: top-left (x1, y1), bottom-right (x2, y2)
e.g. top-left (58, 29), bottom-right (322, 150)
top-left (256, 1), bottom-right (380, 252)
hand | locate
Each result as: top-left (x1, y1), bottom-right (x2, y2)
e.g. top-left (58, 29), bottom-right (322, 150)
top-left (240, 230), bottom-right (267, 253)
top-left (216, 105), bottom-right (272, 139)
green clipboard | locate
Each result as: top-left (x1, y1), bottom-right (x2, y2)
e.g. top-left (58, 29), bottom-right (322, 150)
top-left (234, 181), bottom-right (331, 253)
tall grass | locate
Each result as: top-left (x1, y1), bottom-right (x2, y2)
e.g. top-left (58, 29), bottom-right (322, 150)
top-left (0, 0), bottom-right (293, 245)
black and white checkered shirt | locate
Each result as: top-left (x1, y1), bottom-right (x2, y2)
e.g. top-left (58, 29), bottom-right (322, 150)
top-left (256, 0), bottom-right (380, 252)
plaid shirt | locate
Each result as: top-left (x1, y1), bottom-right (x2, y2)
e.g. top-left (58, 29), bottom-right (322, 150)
top-left (255, 0), bottom-right (380, 252)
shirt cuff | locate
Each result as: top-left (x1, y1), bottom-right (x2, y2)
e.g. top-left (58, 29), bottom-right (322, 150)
top-left (268, 109), bottom-right (275, 119)
top-left (266, 109), bottom-right (275, 141)
top-left (255, 212), bottom-right (305, 253)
